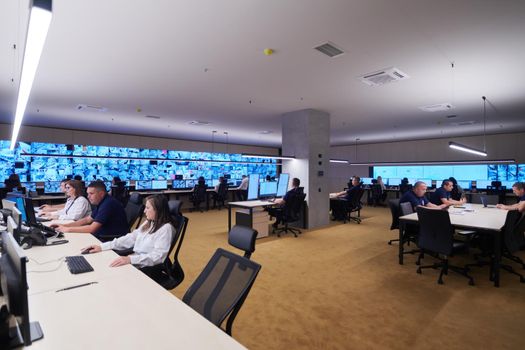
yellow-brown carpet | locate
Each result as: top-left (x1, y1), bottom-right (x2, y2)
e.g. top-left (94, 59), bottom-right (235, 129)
top-left (170, 206), bottom-right (525, 350)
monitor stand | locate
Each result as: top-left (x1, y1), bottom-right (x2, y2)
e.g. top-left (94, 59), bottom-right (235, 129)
top-left (7, 321), bottom-right (44, 348)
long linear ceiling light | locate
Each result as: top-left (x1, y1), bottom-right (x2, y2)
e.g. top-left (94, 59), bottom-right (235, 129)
top-left (347, 159), bottom-right (514, 166)
top-left (329, 159), bottom-right (349, 164)
top-left (448, 96), bottom-right (488, 157)
top-left (10, 0), bottom-right (53, 150)
top-left (19, 153), bottom-right (280, 165)
top-left (241, 153), bottom-right (295, 160)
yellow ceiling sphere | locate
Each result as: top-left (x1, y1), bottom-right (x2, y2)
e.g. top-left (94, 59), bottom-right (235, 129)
top-left (263, 48), bottom-right (274, 56)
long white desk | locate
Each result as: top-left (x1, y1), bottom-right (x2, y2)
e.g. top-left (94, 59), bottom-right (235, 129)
top-left (398, 204), bottom-right (508, 287)
top-left (23, 233), bottom-right (246, 349)
top-left (227, 200), bottom-right (275, 238)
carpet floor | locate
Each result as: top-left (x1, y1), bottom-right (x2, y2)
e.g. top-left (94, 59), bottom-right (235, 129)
top-left (169, 206), bottom-right (525, 350)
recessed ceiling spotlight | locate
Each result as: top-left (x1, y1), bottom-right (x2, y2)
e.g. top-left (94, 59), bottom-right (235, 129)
top-left (76, 104), bottom-right (108, 112)
top-left (188, 121), bottom-right (211, 126)
top-left (418, 103), bottom-right (454, 112)
top-left (256, 131), bottom-right (273, 135)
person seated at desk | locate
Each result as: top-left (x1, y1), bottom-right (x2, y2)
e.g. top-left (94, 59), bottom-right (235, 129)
top-left (236, 175), bottom-right (249, 201)
top-left (82, 195), bottom-right (174, 282)
top-left (400, 181), bottom-right (448, 212)
top-left (399, 177), bottom-right (411, 194)
top-left (40, 180), bottom-right (91, 220)
top-left (268, 177), bottom-right (302, 228)
top-left (211, 176), bottom-right (227, 207)
top-left (39, 179), bottom-right (69, 213)
top-left (4, 173), bottom-right (22, 192)
top-left (496, 182), bottom-right (525, 212)
top-left (330, 176), bottom-right (362, 221)
top-left (54, 181), bottom-right (128, 240)
top-left (448, 177), bottom-right (464, 201)
top-left (430, 179), bottom-right (466, 206)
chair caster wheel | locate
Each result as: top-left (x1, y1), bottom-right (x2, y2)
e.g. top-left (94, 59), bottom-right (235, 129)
top-left (468, 280), bottom-right (475, 286)
top-left (520, 277), bottom-right (525, 283)
top-left (438, 279), bottom-right (444, 285)
top-left (388, 242), bottom-right (392, 245)
top-left (416, 268), bottom-right (422, 274)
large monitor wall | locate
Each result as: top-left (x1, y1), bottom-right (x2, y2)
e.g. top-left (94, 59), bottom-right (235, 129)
top-left (372, 164), bottom-right (524, 182)
top-left (0, 140), bottom-right (277, 184)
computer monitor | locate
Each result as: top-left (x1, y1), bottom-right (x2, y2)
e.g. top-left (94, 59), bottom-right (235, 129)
top-left (172, 180), bottom-right (186, 189)
top-left (406, 178), bottom-right (416, 185)
top-left (457, 181), bottom-right (471, 190)
top-left (174, 174), bottom-right (183, 180)
top-left (21, 182), bottom-right (37, 192)
top-left (417, 179), bottom-right (432, 187)
top-left (44, 181), bottom-right (62, 194)
top-left (247, 174), bottom-right (260, 200)
top-left (136, 180), bottom-right (152, 190)
top-left (6, 194), bottom-right (27, 223)
top-left (361, 177), bottom-right (373, 185)
top-left (276, 173), bottom-right (290, 197)
top-left (475, 180), bottom-right (492, 189)
top-left (0, 228), bottom-right (44, 347)
top-left (23, 197), bottom-right (38, 226)
top-left (259, 181), bottom-right (278, 197)
top-left (387, 178), bottom-right (401, 186)
top-left (151, 180), bottom-right (168, 190)
top-left (500, 180), bottom-right (515, 190)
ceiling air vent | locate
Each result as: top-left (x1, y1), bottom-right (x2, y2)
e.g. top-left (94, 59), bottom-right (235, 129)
top-left (314, 42), bottom-right (344, 58)
top-left (418, 103), bottom-right (454, 112)
top-left (145, 115), bottom-right (161, 119)
top-left (188, 121), bottom-right (211, 126)
top-left (450, 120), bottom-right (476, 126)
top-left (76, 104), bottom-right (108, 112)
top-left (359, 67), bottom-right (409, 86)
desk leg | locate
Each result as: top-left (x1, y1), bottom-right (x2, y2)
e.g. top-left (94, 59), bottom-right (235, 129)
top-left (206, 192), bottom-right (210, 211)
top-left (228, 206), bottom-right (232, 231)
top-left (493, 231), bottom-right (501, 287)
top-left (398, 222), bottom-right (405, 265)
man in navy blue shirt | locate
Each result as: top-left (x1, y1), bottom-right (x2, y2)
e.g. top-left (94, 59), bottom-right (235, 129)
top-left (330, 176), bottom-right (362, 220)
top-left (496, 182), bottom-right (525, 212)
top-left (400, 181), bottom-right (448, 212)
top-left (430, 179), bottom-right (466, 206)
top-left (56, 181), bottom-right (129, 239)
top-left (269, 178), bottom-right (303, 227)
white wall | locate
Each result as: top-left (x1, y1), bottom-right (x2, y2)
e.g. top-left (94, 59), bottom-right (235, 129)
top-left (328, 132), bottom-right (525, 191)
top-left (0, 124), bottom-right (279, 155)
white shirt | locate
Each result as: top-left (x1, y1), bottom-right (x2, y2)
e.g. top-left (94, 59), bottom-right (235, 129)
top-left (100, 222), bottom-right (174, 268)
top-left (237, 177), bottom-right (249, 190)
top-left (56, 196), bottom-right (91, 220)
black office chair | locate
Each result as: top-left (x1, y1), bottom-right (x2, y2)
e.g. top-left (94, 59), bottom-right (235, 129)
top-left (213, 181), bottom-right (228, 210)
top-left (415, 207), bottom-right (474, 285)
top-left (399, 183), bottom-right (412, 195)
top-left (228, 225), bottom-right (257, 259)
top-left (344, 188), bottom-right (364, 224)
top-left (370, 184), bottom-right (384, 207)
top-left (110, 182), bottom-right (128, 206)
top-left (125, 192), bottom-right (145, 230)
top-left (191, 184), bottom-right (207, 212)
top-left (182, 248), bottom-right (261, 336)
top-left (273, 192), bottom-right (306, 237)
top-left (156, 200), bottom-right (190, 290)
top-left (387, 199), bottom-right (400, 245)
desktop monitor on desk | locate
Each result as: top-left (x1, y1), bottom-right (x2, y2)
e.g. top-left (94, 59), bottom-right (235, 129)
top-left (44, 181), bottom-right (62, 194)
top-left (276, 173), bottom-right (290, 197)
top-left (387, 178), bottom-right (401, 187)
top-left (151, 180), bottom-right (168, 190)
top-left (361, 177), bottom-right (373, 185)
top-left (5, 194), bottom-right (27, 223)
top-left (417, 179), bottom-right (432, 187)
top-left (475, 180), bottom-right (492, 190)
top-left (136, 180), bottom-right (153, 190)
top-left (0, 228), bottom-right (44, 347)
top-left (259, 181), bottom-right (277, 198)
top-left (247, 174), bottom-right (260, 200)
top-left (457, 180), bottom-right (471, 190)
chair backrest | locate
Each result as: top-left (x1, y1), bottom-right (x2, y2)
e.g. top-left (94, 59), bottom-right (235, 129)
top-left (193, 184), bottom-right (207, 202)
top-left (388, 199), bottom-right (400, 230)
top-left (217, 182), bottom-right (228, 199)
top-left (503, 210), bottom-right (525, 253)
top-left (111, 185), bottom-right (128, 205)
top-left (371, 184), bottom-right (382, 197)
top-left (169, 199), bottom-right (183, 216)
top-left (228, 225), bottom-right (257, 259)
top-left (400, 201), bottom-right (414, 216)
top-left (416, 207), bottom-right (455, 255)
top-left (348, 188), bottom-right (364, 210)
top-left (125, 192), bottom-right (144, 230)
top-left (183, 248), bottom-right (261, 335)
top-left (399, 183), bottom-right (412, 194)
top-left (283, 192), bottom-right (306, 222)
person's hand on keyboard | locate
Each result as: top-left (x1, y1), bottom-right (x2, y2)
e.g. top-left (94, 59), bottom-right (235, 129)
top-left (110, 256), bottom-right (131, 267)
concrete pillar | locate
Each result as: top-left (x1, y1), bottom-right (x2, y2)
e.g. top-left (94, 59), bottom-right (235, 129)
top-left (282, 109), bottom-right (330, 229)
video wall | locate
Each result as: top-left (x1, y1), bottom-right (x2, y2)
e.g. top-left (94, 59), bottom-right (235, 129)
top-left (373, 164), bottom-right (524, 182)
top-left (0, 140), bottom-right (277, 186)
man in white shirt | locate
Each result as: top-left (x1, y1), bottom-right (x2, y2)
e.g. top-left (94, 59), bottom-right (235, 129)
top-left (236, 175), bottom-right (249, 201)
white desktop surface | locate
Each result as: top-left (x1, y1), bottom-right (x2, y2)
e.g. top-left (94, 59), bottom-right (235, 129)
top-left (399, 203), bottom-right (507, 231)
top-left (24, 233), bottom-right (246, 349)
top-left (228, 200), bottom-right (275, 208)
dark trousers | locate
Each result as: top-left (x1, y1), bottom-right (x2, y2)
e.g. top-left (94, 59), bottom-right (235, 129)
top-left (268, 207), bottom-right (284, 225)
top-left (139, 264), bottom-right (167, 284)
top-left (237, 189), bottom-right (247, 201)
top-left (330, 198), bottom-right (347, 220)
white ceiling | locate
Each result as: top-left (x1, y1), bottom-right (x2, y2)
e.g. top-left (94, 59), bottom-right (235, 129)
top-left (1, 0), bottom-right (524, 147)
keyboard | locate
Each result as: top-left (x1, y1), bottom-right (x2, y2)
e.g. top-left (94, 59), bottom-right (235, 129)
top-left (65, 256), bottom-right (94, 274)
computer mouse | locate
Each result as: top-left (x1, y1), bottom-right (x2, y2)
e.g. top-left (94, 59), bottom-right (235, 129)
top-left (57, 231), bottom-right (64, 238)
top-left (81, 247), bottom-right (93, 254)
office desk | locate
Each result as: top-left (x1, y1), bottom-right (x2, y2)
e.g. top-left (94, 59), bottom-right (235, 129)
top-left (398, 204), bottom-right (507, 287)
top-left (133, 188), bottom-right (237, 210)
top-left (30, 195), bottom-right (67, 205)
top-left (24, 233), bottom-right (246, 349)
top-left (227, 200), bottom-right (274, 238)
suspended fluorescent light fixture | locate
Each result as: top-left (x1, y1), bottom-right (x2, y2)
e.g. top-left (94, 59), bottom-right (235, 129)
top-left (329, 159), bottom-right (349, 164)
top-left (241, 153), bottom-right (295, 160)
top-left (448, 96), bottom-right (488, 157)
top-left (348, 159), bottom-right (514, 166)
top-left (448, 142), bottom-right (487, 157)
top-left (10, 0), bottom-right (53, 150)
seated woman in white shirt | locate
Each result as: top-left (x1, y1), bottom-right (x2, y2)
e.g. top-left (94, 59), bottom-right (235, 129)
top-left (82, 195), bottom-right (175, 281)
top-left (42, 180), bottom-right (91, 220)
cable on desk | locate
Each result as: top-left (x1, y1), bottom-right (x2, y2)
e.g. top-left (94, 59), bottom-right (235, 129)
top-left (27, 257), bottom-right (65, 273)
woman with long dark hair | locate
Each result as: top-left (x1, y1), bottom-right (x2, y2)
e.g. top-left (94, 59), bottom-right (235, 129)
top-left (42, 180), bottom-right (91, 220)
top-left (83, 195), bottom-right (175, 274)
